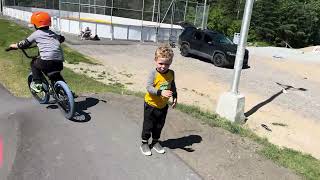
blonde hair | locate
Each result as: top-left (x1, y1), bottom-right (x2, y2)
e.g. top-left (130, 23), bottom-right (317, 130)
top-left (155, 44), bottom-right (174, 60)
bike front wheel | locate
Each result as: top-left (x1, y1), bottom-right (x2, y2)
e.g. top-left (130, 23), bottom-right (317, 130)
top-left (27, 73), bottom-right (50, 104)
top-left (54, 81), bottom-right (75, 119)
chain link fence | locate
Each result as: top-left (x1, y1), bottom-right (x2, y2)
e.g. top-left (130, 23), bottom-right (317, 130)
top-left (3, 0), bottom-right (209, 42)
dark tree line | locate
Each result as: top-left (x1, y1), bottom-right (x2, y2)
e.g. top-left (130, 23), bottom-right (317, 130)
top-left (207, 0), bottom-right (320, 48)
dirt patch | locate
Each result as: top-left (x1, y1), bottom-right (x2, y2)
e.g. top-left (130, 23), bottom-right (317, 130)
top-left (300, 46), bottom-right (320, 53)
top-left (65, 44), bottom-right (320, 160)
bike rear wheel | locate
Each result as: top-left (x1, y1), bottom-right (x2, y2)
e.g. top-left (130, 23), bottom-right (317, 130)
top-left (54, 81), bottom-right (75, 119)
top-left (27, 73), bottom-right (50, 104)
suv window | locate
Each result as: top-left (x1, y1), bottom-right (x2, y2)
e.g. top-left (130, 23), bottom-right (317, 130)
top-left (193, 31), bottom-right (202, 40)
top-left (209, 33), bottom-right (233, 44)
top-left (180, 27), bottom-right (196, 37)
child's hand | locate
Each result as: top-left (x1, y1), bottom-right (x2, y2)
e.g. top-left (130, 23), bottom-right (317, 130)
top-left (172, 98), bottom-right (177, 109)
top-left (9, 44), bottom-right (18, 49)
top-left (161, 90), bottom-right (172, 98)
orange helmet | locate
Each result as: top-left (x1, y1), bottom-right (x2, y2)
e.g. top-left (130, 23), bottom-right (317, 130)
top-left (30, 11), bottom-right (51, 28)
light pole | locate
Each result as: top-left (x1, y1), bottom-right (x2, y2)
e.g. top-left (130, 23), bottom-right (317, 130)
top-left (216, 0), bottom-right (255, 122)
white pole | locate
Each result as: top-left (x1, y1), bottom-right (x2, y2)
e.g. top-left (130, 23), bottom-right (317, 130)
top-left (201, 0), bottom-right (207, 29)
top-left (231, 0), bottom-right (254, 94)
top-left (152, 0), bottom-right (156, 22)
top-left (216, 0), bottom-right (255, 122)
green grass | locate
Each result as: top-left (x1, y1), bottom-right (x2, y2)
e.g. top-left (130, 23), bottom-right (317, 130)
top-left (174, 104), bottom-right (320, 180)
top-left (1, 19), bottom-right (320, 180)
top-left (0, 19), bottom-right (120, 96)
top-left (248, 41), bottom-right (272, 47)
top-left (62, 44), bottom-right (97, 64)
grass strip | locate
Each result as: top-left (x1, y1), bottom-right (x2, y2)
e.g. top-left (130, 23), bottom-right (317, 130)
top-left (174, 104), bottom-right (320, 180)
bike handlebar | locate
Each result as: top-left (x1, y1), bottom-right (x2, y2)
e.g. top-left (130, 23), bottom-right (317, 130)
top-left (5, 46), bottom-right (38, 59)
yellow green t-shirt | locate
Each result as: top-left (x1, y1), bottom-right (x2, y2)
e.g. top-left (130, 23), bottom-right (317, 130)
top-left (144, 69), bottom-right (177, 109)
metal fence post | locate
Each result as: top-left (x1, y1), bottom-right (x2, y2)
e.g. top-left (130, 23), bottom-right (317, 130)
top-left (0, 0), bottom-right (3, 14)
top-left (111, 0), bottom-right (114, 40)
top-left (78, 0), bottom-right (81, 34)
top-left (58, 0), bottom-right (61, 33)
top-left (156, 0), bottom-right (161, 42)
top-left (183, 0), bottom-right (188, 22)
top-left (194, 2), bottom-right (198, 25)
top-left (152, 0), bottom-right (156, 22)
top-left (170, 0), bottom-right (175, 37)
top-left (141, 0), bottom-right (144, 42)
top-left (201, 0), bottom-right (207, 29)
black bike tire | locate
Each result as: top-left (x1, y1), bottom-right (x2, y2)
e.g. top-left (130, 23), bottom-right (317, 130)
top-left (54, 81), bottom-right (75, 119)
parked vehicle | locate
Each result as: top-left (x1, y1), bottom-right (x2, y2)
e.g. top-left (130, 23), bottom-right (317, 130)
top-left (178, 27), bottom-right (249, 67)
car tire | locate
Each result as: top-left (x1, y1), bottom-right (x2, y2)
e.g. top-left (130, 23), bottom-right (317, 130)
top-left (212, 53), bottom-right (227, 67)
top-left (180, 44), bottom-right (190, 57)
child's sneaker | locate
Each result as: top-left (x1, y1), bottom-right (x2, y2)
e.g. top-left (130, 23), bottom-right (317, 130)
top-left (30, 82), bottom-right (43, 93)
top-left (152, 142), bottom-right (165, 154)
top-left (140, 143), bottom-right (152, 156)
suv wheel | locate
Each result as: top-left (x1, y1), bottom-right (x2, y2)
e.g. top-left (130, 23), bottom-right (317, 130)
top-left (180, 44), bottom-right (190, 57)
top-left (212, 53), bottom-right (226, 67)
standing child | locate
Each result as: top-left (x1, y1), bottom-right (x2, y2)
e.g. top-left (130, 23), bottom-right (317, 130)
top-left (140, 44), bottom-right (177, 156)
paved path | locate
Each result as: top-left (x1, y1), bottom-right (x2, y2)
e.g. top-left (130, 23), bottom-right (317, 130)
top-left (0, 84), bottom-right (200, 180)
top-left (0, 83), bottom-right (301, 180)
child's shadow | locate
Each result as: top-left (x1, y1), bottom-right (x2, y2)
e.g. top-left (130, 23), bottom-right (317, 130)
top-left (161, 135), bottom-right (202, 152)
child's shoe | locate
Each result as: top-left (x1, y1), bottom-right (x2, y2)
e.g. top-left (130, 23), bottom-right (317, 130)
top-left (30, 82), bottom-right (43, 93)
top-left (152, 142), bottom-right (165, 154)
top-left (140, 143), bottom-right (152, 156)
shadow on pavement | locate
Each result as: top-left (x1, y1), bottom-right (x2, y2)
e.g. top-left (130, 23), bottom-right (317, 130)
top-left (161, 135), bottom-right (202, 152)
top-left (71, 96), bottom-right (107, 123)
top-left (47, 96), bottom-right (106, 122)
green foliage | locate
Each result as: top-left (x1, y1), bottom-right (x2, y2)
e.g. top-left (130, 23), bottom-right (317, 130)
top-left (208, 0), bottom-right (320, 47)
top-left (0, 19), bottom-right (117, 96)
top-left (250, 0), bottom-right (320, 47)
top-left (207, 0), bottom-right (244, 36)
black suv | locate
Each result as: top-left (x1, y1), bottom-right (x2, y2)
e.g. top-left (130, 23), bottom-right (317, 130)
top-left (178, 27), bottom-right (249, 67)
